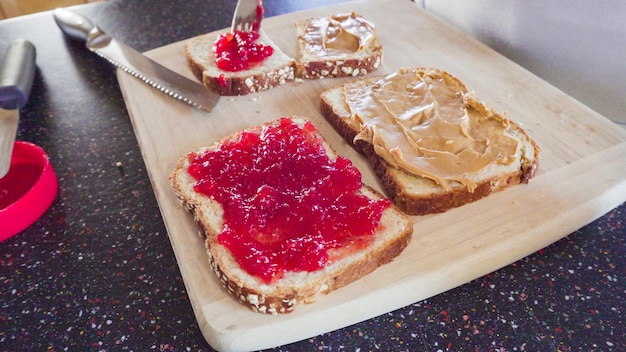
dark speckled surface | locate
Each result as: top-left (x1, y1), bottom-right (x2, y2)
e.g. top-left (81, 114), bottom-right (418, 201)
top-left (0, 1), bottom-right (624, 351)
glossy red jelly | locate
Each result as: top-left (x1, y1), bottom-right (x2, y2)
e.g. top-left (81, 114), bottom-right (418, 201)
top-left (187, 118), bottom-right (390, 283)
top-left (253, 4), bottom-right (264, 32)
top-left (213, 30), bottom-right (274, 72)
top-left (0, 163), bottom-right (41, 210)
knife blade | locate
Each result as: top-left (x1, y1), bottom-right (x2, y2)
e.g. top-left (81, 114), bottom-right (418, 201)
top-left (53, 8), bottom-right (219, 112)
top-left (0, 39), bottom-right (36, 178)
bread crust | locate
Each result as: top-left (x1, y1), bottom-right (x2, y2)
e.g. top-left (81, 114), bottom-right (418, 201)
top-left (200, 63), bottom-right (295, 96)
top-left (320, 68), bottom-right (540, 215)
top-left (296, 51), bottom-right (383, 79)
top-left (170, 118), bottom-right (413, 314)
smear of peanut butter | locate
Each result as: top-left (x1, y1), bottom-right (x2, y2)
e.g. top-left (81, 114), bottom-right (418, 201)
top-left (300, 12), bottom-right (377, 57)
top-left (344, 68), bottom-right (519, 191)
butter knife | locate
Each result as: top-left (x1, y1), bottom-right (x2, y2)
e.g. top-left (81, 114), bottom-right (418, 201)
top-left (53, 8), bottom-right (219, 112)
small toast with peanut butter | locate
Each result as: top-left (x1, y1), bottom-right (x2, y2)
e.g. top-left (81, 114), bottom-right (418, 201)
top-left (320, 67), bottom-right (540, 215)
top-left (170, 117), bottom-right (412, 314)
top-left (294, 12), bottom-right (383, 79)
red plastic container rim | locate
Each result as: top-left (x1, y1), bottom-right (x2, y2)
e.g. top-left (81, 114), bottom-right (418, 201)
top-left (0, 141), bottom-right (58, 242)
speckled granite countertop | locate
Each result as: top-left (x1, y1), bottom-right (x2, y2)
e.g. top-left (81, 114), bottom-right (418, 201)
top-left (0, 1), bottom-right (624, 351)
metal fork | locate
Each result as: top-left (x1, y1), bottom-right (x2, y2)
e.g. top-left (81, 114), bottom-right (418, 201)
top-left (231, 0), bottom-right (263, 32)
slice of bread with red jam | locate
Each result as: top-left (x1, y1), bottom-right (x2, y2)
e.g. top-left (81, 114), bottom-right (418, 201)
top-left (294, 12), bottom-right (383, 79)
top-left (170, 117), bottom-right (413, 314)
top-left (185, 30), bottom-right (296, 96)
top-left (320, 67), bottom-right (540, 215)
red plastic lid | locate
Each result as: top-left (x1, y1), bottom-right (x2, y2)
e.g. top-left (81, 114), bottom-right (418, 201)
top-left (0, 141), bottom-right (58, 241)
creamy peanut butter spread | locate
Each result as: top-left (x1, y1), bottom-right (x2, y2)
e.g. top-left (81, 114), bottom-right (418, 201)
top-left (344, 68), bottom-right (520, 191)
top-left (300, 12), bottom-right (377, 56)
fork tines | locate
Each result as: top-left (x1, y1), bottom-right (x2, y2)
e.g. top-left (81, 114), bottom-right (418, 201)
top-left (231, 0), bottom-right (262, 32)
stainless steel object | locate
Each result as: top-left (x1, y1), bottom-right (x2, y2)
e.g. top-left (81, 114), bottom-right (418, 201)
top-left (231, 0), bottom-right (264, 32)
top-left (0, 39), bottom-right (36, 178)
top-left (53, 8), bottom-right (219, 112)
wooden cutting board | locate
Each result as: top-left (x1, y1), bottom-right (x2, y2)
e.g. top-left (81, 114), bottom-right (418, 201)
top-left (117, 0), bottom-right (626, 350)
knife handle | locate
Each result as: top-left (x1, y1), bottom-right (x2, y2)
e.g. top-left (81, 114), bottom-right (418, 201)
top-left (53, 8), bottom-right (96, 42)
top-left (0, 39), bottom-right (36, 110)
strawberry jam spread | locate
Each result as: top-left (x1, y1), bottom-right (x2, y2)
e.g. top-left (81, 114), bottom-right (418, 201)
top-left (187, 118), bottom-right (391, 283)
top-left (213, 30), bottom-right (274, 72)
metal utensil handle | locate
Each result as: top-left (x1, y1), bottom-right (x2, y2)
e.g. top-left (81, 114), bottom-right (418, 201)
top-left (0, 39), bottom-right (36, 110)
top-left (53, 8), bottom-right (96, 42)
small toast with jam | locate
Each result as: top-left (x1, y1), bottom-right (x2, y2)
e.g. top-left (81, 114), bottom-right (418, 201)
top-left (320, 67), bottom-right (540, 215)
top-left (185, 30), bottom-right (296, 96)
top-left (170, 117), bottom-right (413, 314)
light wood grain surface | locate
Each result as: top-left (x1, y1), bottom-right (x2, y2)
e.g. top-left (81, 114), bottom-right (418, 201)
top-left (116, 0), bottom-right (626, 350)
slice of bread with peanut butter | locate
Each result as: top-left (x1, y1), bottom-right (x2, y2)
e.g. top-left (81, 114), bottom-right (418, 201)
top-left (320, 67), bottom-right (540, 215)
top-left (294, 12), bottom-right (383, 79)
